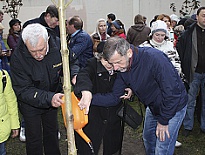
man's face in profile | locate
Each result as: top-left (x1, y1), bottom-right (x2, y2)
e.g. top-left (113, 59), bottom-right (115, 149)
top-left (107, 49), bottom-right (132, 72)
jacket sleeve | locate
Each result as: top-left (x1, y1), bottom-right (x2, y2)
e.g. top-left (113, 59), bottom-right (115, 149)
top-left (151, 53), bottom-right (186, 125)
top-left (4, 70), bottom-right (20, 129)
top-left (7, 35), bottom-right (17, 50)
top-left (74, 59), bottom-right (95, 97)
top-left (10, 55), bottom-right (55, 109)
top-left (91, 73), bottom-right (126, 107)
top-left (176, 32), bottom-right (186, 62)
top-left (69, 52), bottom-right (80, 79)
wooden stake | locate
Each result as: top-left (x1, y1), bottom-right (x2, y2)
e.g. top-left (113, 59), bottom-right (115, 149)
top-left (52, 0), bottom-right (77, 154)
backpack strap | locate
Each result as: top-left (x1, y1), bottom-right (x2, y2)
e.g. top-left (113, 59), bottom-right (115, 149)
top-left (2, 70), bottom-right (6, 92)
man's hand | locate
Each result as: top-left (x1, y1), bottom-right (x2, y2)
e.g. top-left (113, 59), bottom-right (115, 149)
top-left (156, 122), bottom-right (170, 141)
top-left (6, 50), bottom-right (12, 56)
top-left (78, 91), bottom-right (92, 114)
top-left (11, 129), bottom-right (19, 138)
top-left (1, 51), bottom-right (7, 56)
top-left (51, 93), bottom-right (64, 107)
top-left (120, 88), bottom-right (132, 99)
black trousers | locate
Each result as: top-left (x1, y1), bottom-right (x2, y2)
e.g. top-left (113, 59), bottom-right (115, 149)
top-left (19, 103), bottom-right (61, 155)
top-left (76, 103), bottom-right (122, 155)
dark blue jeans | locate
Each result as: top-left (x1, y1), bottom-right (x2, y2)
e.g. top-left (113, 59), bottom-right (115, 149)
top-left (183, 72), bottom-right (205, 131)
top-left (143, 106), bottom-right (186, 155)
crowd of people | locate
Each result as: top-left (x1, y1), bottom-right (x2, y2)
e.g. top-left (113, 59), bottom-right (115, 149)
top-left (0, 3), bottom-right (205, 155)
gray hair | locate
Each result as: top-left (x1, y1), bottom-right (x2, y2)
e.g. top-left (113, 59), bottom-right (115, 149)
top-left (22, 23), bottom-right (48, 47)
top-left (103, 37), bottom-right (130, 60)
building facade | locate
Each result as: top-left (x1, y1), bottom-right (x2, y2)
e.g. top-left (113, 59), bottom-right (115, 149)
top-left (0, 0), bottom-right (204, 36)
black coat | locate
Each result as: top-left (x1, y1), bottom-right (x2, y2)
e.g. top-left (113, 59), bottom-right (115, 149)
top-left (177, 22), bottom-right (196, 83)
top-left (74, 57), bottom-right (122, 154)
top-left (10, 35), bottom-right (62, 109)
top-left (24, 14), bottom-right (79, 82)
top-left (74, 57), bottom-right (117, 99)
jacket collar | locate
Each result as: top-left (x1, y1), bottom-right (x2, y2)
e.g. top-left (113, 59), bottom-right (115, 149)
top-left (96, 59), bottom-right (116, 75)
top-left (96, 60), bottom-right (107, 74)
top-left (71, 29), bottom-right (82, 38)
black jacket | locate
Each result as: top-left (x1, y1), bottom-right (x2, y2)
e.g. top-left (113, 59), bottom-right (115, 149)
top-left (177, 22), bottom-right (197, 83)
top-left (74, 57), bottom-right (119, 106)
top-left (23, 14), bottom-right (79, 81)
top-left (10, 35), bottom-right (62, 109)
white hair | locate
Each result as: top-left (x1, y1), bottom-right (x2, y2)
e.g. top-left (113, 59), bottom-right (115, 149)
top-left (22, 23), bottom-right (48, 47)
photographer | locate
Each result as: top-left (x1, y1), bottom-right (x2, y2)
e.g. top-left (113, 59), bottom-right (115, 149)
top-left (0, 23), bottom-right (11, 74)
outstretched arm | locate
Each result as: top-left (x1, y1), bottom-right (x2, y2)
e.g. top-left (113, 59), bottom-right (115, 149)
top-left (78, 91), bottom-right (92, 114)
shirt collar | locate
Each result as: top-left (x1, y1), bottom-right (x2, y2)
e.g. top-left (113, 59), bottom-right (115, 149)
top-left (71, 30), bottom-right (80, 37)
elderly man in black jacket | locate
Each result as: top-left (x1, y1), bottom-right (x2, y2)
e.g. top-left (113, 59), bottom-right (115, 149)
top-left (10, 23), bottom-right (63, 155)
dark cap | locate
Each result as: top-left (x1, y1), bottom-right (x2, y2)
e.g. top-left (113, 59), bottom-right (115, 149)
top-left (97, 41), bottom-right (106, 53)
top-left (46, 5), bottom-right (59, 19)
top-left (9, 19), bottom-right (21, 28)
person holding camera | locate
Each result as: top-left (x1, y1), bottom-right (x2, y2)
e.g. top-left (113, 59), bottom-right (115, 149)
top-left (0, 23), bottom-right (11, 74)
top-left (7, 19), bottom-right (22, 54)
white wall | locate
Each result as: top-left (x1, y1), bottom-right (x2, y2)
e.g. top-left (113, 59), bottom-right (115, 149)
top-left (0, 0), bottom-right (205, 38)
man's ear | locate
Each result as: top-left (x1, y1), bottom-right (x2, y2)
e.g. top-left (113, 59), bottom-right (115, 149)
top-left (127, 48), bottom-right (133, 58)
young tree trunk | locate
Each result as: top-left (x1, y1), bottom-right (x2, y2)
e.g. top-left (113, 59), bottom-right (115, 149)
top-left (53, 0), bottom-right (77, 154)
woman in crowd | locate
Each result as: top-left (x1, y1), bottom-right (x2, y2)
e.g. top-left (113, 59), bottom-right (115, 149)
top-left (170, 14), bottom-right (180, 29)
top-left (90, 18), bottom-right (109, 55)
top-left (7, 19), bottom-right (21, 53)
top-left (157, 14), bottom-right (174, 42)
top-left (0, 23), bottom-right (11, 74)
top-left (110, 19), bottom-right (126, 39)
top-left (140, 20), bottom-right (184, 147)
top-left (140, 20), bottom-right (182, 77)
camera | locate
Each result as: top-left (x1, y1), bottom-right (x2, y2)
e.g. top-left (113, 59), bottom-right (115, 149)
top-left (2, 49), bottom-right (12, 52)
top-left (124, 90), bottom-right (128, 96)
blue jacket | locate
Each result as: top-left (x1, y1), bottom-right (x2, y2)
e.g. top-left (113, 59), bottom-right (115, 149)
top-left (92, 46), bottom-right (187, 125)
top-left (69, 30), bottom-right (93, 68)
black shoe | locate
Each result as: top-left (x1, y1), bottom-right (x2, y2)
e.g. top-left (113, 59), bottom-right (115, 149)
top-left (182, 129), bottom-right (191, 137)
